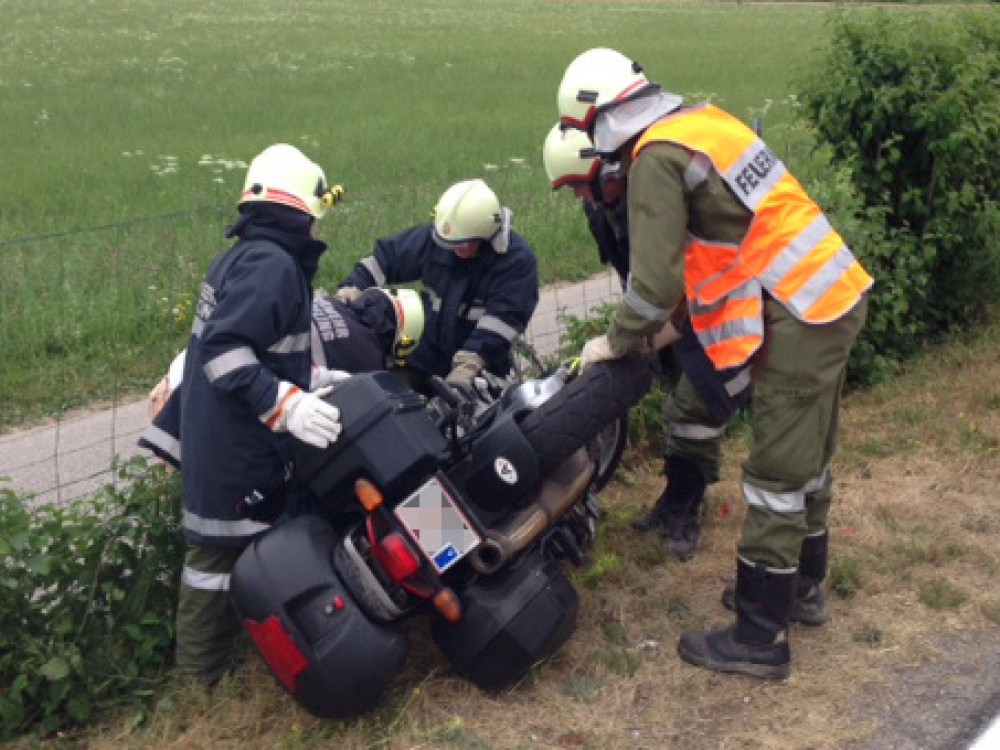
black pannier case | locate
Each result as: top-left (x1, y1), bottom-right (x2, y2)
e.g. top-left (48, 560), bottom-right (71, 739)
top-left (231, 514), bottom-right (407, 718)
top-left (430, 549), bottom-right (579, 691)
top-left (292, 372), bottom-right (448, 502)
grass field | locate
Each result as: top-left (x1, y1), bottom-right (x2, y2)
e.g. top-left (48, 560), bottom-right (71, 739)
top-left (0, 0), bottom-right (856, 428)
top-left (18, 296), bottom-right (999, 750)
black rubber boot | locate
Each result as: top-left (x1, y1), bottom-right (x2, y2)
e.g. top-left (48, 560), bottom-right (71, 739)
top-left (792, 530), bottom-right (830, 626)
top-left (679, 559), bottom-right (794, 681)
top-left (630, 455), bottom-right (706, 562)
top-left (721, 530), bottom-right (830, 626)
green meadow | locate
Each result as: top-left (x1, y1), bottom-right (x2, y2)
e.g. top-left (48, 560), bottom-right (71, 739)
top-left (0, 0), bottom-right (877, 427)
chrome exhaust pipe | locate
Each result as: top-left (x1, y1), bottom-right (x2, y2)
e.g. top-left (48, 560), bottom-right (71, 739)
top-left (468, 448), bottom-right (595, 575)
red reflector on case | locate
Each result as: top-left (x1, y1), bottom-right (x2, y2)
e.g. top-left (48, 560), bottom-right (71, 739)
top-left (372, 532), bottom-right (421, 582)
top-left (244, 616), bottom-right (309, 693)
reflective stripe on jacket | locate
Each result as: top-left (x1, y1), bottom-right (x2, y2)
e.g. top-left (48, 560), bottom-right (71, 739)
top-left (634, 104), bottom-right (873, 369)
top-left (180, 237), bottom-right (317, 547)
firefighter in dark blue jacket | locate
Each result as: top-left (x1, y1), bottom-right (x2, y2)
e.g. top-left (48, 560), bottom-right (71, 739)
top-left (141, 286), bottom-right (425, 471)
top-left (336, 179), bottom-right (540, 389)
top-left (175, 143), bottom-right (344, 684)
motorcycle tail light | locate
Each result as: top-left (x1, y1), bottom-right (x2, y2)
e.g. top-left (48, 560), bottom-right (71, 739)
top-left (243, 616), bottom-right (309, 694)
top-left (372, 531), bottom-right (421, 582)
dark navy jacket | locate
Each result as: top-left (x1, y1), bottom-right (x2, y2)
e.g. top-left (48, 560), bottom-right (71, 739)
top-left (178, 216), bottom-right (324, 548)
top-left (341, 224), bottom-right (539, 378)
top-left (139, 293), bottom-right (389, 476)
top-left (584, 201), bottom-right (630, 290)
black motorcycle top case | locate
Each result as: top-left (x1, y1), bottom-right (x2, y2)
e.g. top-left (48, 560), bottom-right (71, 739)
top-left (430, 549), bottom-right (579, 691)
top-left (230, 514), bottom-right (407, 718)
top-left (292, 372), bottom-right (448, 504)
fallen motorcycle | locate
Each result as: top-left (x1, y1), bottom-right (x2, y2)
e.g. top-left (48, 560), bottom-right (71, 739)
top-left (230, 353), bottom-right (652, 719)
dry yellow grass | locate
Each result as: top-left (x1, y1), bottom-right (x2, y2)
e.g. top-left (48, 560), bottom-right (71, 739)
top-left (27, 321), bottom-right (999, 750)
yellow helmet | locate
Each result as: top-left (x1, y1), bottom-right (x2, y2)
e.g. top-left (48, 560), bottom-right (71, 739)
top-left (239, 143), bottom-right (344, 220)
top-left (557, 47), bottom-right (654, 131)
top-left (542, 123), bottom-right (601, 189)
top-left (432, 179), bottom-right (502, 246)
top-left (371, 287), bottom-right (425, 366)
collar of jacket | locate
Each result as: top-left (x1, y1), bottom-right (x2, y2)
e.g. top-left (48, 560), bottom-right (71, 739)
top-left (225, 207), bottom-right (327, 283)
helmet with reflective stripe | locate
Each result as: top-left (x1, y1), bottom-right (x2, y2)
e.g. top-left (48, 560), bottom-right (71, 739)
top-left (542, 123), bottom-right (601, 189)
top-left (367, 287), bottom-right (425, 366)
top-left (557, 47), bottom-right (654, 131)
top-left (432, 179), bottom-right (502, 246)
top-left (239, 143), bottom-right (344, 220)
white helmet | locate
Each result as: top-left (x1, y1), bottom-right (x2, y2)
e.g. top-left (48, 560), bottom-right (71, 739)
top-left (239, 143), bottom-right (344, 220)
top-left (370, 287), bottom-right (425, 366)
top-left (432, 179), bottom-right (502, 246)
top-left (542, 123), bottom-right (601, 189)
top-left (557, 48), bottom-right (655, 131)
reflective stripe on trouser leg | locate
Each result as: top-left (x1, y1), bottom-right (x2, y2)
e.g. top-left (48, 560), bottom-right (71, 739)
top-left (743, 295), bottom-right (865, 493)
top-left (804, 470), bottom-right (833, 536)
top-left (175, 543), bottom-right (245, 682)
top-left (737, 296), bottom-right (866, 570)
top-left (738, 503), bottom-right (807, 570)
top-left (739, 470), bottom-right (830, 570)
top-left (663, 373), bottom-right (725, 484)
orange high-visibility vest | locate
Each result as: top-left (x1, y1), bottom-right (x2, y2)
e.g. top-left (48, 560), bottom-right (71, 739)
top-left (634, 105), bottom-right (873, 369)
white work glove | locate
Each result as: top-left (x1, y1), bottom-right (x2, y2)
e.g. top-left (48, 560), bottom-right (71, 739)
top-left (309, 365), bottom-right (351, 392)
top-left (334, 285), bottom-right (363, 305)
top-left (446, 350), bottom-right (486, 386)
top-left (266, 382), bottom-right (342, 449)
top-left (579, 334), bottom-right (616, 371)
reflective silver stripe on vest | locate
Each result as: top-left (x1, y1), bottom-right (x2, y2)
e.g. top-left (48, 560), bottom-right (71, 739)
top-left (690, 282), bottom-right (764, 353)
top-left (725, 366), bottom-right (753, 397)
top-left (360, 256), bottom-right (386, 286)
top-left (181, 565), bottom-right (231, 592)
top-left (757, 214), bottom-right (831, 290)
top-left (183, 509), bottom-right (270, 538)
top-left (787, 245), bottom-right (855, 320)
top-left (477, 315), bottom-right (520, 342)
top-left (723, 141), bottom-right (787, 211)
top-left (204, 346), bottom-right (258, 383)
top-left (669, 422), bottom-right (726, 440)
top-left (624, 277), bottom-right (669, 322)
top-left (142, 424), bottom-right (181, 464)
top-left (267, 331), bottom-right (310, 355)
top-left (191, 318), bottom-right (205, 337)
top-left (694, 314), bottom-right (764, 351)
top-left (684, 152), bottom-right (712, 191)
top-left (464, 305), bottom-right (486, 322)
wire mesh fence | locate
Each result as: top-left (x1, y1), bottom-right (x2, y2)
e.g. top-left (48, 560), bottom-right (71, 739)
top-left (0, 185), bottom-right (621, 506)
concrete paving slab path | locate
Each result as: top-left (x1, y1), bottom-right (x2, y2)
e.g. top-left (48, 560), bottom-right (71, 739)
top-left (0, 271), bottom-right (621, 506)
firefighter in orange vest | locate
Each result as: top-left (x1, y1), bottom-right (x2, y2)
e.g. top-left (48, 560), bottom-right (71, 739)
top-left (557, 48), bottom-right (873, 680)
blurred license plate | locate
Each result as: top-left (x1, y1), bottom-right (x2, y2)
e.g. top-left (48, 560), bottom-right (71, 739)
top-left (395, 477), bottom-right (481, 573)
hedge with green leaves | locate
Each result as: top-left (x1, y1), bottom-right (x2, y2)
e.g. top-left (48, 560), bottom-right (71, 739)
top-left (800, 10), bottom-right (1000, 383)
top-left (0, 460), bottom-right (183, 739)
